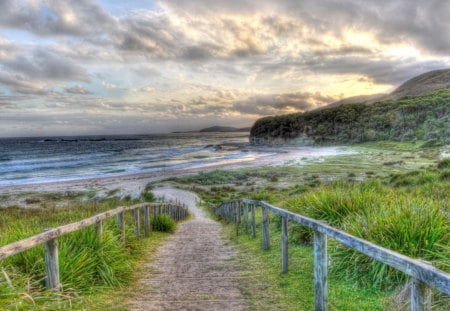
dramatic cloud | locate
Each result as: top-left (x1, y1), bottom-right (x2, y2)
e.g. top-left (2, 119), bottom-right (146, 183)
top-left (0, 0), bottom-right (115, 37)
top-left (233, 92), bottom-right (334, 115)
top-left (2, 49), bottom-right (89, 82)
top-left (64, 85), bottom-right (92, 95)
top-left (0, 0), bottom-right (449, 136)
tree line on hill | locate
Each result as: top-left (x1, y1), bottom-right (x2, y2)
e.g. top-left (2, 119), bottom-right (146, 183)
top-left (250, 89), bottom-right (450, 146)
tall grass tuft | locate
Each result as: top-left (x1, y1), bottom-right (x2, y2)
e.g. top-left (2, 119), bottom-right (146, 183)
top-left (151, 214), bottom-right (176, 233)
top-left (282, 176), bottom-right (449, 289)
top-left (335, 198), bottom-right (448, 288)
top-left (0, 196), bottom-right (161, 308)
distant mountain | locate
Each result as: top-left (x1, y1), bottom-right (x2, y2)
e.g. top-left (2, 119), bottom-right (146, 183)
top-left (199, 126), bottom-right (251, 132)
top-left (250, 69), bottom-right (450, 146)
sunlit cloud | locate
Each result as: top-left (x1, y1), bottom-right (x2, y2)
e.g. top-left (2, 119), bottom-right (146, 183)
top-left (0, 0), bottom-right (449, 136)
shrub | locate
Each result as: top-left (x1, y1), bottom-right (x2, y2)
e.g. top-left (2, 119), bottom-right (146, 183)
top-left (440, 169), bottom-right (450, 181)
top-left (151, 214), bottom-right (176, 233)
top-left (250, 191), bottom-right (276, 203)
top-left (437, 158), bottom-right (450, 169)
top-left (141, 191), bottom-right (154, 202)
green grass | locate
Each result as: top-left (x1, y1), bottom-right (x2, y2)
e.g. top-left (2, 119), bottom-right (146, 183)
top-left (219, 211), bottom-right (386, 310)
top-left (0, 195), bottom-right (178, 310)
top-left (203, 170), bottom-right (449, 308)
top-left (174, 145), bottom-right (449, 309)
top-left (151, 214), bottom-right (176, 233)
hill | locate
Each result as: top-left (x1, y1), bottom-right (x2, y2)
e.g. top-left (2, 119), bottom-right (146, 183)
top-left (326, 69), bottom-right (450, 107)
top-left (390, 69), bottom-right (450, 99)
top-left (250, 69), bottom-right (450, 146)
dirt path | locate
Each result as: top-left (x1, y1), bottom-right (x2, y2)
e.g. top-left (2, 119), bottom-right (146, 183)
top-left (126, 187), bottom-right (252, 310)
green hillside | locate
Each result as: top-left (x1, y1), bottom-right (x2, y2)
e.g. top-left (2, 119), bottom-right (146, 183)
top-left (250, 71), bottom-right (450, 146)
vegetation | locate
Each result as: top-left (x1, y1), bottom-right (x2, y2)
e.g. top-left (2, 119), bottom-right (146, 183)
top-left (0, 195), bottom-right (172, 310)
top-left (151, 214), bottom-right (176, 233)
top-left (251, 89), bottom-right (450, 146)
top-left (220, 213), bottom-right (386, 310)
top-left (169, 146), bottom-right (449, 309)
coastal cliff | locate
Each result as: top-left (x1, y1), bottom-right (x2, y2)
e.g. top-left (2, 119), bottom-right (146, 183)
top-left (250, 70), bottom-right (450, 146)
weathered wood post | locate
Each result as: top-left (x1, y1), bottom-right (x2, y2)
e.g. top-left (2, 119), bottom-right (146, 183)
top-left (411, 277), bottom-right (432, 311)
top-left (95, 220), bottom-right (103, 242)
top-left (134, 208), bottom-right (140, 240)
top-left (262, 206), bottom-right (270, 250)
top-left (144, 205), bottom-right (150, 238)
top-left (251, 204), bottom-right (256, 239)
top-left (243, 203), bottom-right (248, 232)
top-left (237, 201), bottom-right (241, 224)
top-left (281, 217), bottom-right (288, 273)
top-left (44, 229), bottom-right (60, 290)
top-left (235, 202), bottom-right (240, 236)
top-left (117, 212), bottom-right (125, 243)
top-left (314, 229), bottom-right (328, 311)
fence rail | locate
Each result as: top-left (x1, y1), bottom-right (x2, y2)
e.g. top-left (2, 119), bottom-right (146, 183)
top-left (0, 202), bottom-right (188, 290)
top-left (215, 199), bottom-right (450, 311)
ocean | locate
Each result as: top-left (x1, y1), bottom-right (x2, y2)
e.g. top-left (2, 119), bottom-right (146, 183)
top-left (0, 132), bottom-right (252, 187)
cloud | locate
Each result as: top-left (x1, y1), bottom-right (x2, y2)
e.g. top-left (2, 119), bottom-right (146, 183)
top-left (64, 85), bottom-right (91, 95)
top-left (0, 72), bottom-right (49, 95)
top-left (233, 92), bottom-right (334, 115)
top-left (0, 0), bottom-right (115, 37)
top-left (2, 49), bottom-right (89, 82)
top-left (0, 0), bottom-right (449, 136)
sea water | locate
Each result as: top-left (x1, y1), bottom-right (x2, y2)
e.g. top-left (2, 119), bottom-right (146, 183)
top-left (0, 132), bottom-right (251, 186)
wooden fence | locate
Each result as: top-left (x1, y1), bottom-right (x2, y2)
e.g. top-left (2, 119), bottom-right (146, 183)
top-left (215, 199), bottom-right (450, 311)
top-left (0, 202), bottom-right (188, 290)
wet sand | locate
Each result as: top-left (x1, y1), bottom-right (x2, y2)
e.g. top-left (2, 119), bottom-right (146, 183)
top-left (0, 146), bottom-right (352, 199)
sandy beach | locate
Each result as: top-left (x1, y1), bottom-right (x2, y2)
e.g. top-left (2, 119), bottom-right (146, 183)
top-left (0, 146), bottom-right (353, 203)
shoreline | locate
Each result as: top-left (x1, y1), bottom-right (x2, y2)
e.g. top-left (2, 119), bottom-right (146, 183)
top-left (0, 146), bottom-right (353, 199)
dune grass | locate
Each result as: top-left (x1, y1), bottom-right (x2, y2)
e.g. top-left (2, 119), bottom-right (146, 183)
top-left (178, 151), bottom-right (449, 309)
top-left (204, 169), bottom-right (449, 309)
top-left (220, 214), bottom-right (386, 310)
top-left (0, 195), bottom-right (175, 310)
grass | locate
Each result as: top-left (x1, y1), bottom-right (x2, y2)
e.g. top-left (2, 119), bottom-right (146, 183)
top-left (151, 214), bottom-right (176, 233)
top-left (219, 210), bottom-right (386, 310)
top-left (0, 195), bottom-right (178, 310)
top-left (167, 142), bottom-right (449, 309)
top-left (84, 231), bottom-right (171, 310)
top-left (201, 169), bottom-right (449, 308)
top-left (282, 179), bottom-right (448, 286)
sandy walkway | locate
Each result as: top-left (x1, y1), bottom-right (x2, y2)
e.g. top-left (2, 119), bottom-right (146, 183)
top-left (126, 187), bottom-right (250, 310)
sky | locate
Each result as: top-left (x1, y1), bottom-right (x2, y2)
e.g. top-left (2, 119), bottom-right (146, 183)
top-left (0, 0), bottom-right (449, 137)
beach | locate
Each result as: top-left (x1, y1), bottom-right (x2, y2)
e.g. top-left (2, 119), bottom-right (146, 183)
top-left (0, 143), bottom-right (353, 206)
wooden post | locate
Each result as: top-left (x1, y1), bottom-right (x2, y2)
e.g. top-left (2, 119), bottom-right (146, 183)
top-left (251, 204), bottom-right (256, 239)
top-left (117, 212), bottom-right (125, 243)
top-left (411, 278), bottom-right (432, 311)
top-left (314, 229), bottom-right (328, 311)
top-left (144, 205), bottom-right (150, 238)
top-left (243, 203), bottom-right (248, 232)
top-left (262, 206), bottom-right (270, 250)
top-left (95, 220), bottom-right (103, 242)
top-left (44, 230), bottom-right (60, 290)
top-left (237, 202), bottom-right (241, 224)
top-left (134, 208), bottom-right (140, 240)
top-left (281, 217), bottom-right (288, 273)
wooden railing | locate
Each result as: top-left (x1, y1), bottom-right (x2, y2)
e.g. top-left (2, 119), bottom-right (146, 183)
top-left (0, 202), bottom-right (188, 290)
top-left (215, 199), bottom-right (450, 311)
